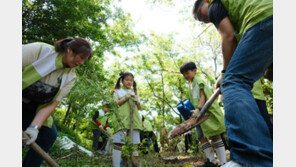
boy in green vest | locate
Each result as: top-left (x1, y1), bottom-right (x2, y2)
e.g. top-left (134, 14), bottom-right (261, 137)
top-left (180, 62), bottom-right (227, 167)
top-left (192, 0), bottom-right (273, 166)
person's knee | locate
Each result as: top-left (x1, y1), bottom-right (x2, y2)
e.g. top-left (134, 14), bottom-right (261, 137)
top-left (198, 137), bottom-right (208, 144)
top-left (210, 135), bottom-right (221, 142)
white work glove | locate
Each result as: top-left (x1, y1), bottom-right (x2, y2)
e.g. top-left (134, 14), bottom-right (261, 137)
top-left (99, 125), bottom-right (103, 129)
top-left (24, 126), bottom-right (39, 145)
top-left (134, 95), bottom-right (140, 102)
top-left (124, 92), bottom-right (132, 101)
top-left (191, 108), bottom-right (201, 117)
top-left (215, 73), bottom-right (225, 89)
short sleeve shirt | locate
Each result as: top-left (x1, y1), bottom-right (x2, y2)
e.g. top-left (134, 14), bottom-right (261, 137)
top-left (22, 42), bottom-right (74, 101)
top-left (208, 0), bottom-right (228, 29)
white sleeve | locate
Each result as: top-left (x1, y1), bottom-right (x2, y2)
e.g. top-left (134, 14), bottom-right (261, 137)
top-left (56, 79), bottom-right (75, 102)
top-left (22, 42), bottom-right (41, 68)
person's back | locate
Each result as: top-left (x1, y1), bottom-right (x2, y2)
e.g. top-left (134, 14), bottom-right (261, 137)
top-left (215, 0), bottom-right (273, 41)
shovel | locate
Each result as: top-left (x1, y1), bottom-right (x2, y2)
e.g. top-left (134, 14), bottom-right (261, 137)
top-left (22, 131), bottom-right (60, 167)
top-left (168, 87), bottom-right (221, 139)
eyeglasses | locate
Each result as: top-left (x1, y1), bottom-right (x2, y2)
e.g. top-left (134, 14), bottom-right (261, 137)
top-left (194, 5), bottom-right (209, 23)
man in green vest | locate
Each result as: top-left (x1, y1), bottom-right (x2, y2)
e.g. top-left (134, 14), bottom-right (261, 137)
top-left (192, 0), bottom-right (273, 166)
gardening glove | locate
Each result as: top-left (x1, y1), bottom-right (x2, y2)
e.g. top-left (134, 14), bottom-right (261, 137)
top-left (215, 72), bottom-right (225, 89)
top-left (191, 109), bottom-right (201, 117)
top-left (134, 95), bottom-right (140, 102)
top-left (24, 126), bottom-right (39, 145)
top-left (124, 92), bottom-right (132, 101)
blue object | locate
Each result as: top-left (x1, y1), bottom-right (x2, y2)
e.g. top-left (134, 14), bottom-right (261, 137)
top-left (177, 99), bottom-right (195, 120)
top-left (221, 16), bottom-right (273, 166)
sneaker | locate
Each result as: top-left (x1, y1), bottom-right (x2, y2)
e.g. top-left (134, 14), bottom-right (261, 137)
top-left (221, 161), bottom-right (242, 167)
top-left (196, 159), bottom-right (218, 167)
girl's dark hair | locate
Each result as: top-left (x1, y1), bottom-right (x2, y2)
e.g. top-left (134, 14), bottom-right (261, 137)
top-left (114, 72), bottom-right (137, 94)
top-left (54, 37), bottom-right (93, 61)
top-left (180, 61), bottom-right (197, 74)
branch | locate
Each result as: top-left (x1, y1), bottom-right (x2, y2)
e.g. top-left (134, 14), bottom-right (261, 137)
top-left (144, 77), bottom-right (180, 116)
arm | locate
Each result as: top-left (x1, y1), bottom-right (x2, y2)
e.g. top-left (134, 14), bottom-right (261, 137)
top-left (30, 100), bottom-right (59, 128)
top-left (197, 89), bottom-right (206, 109)
top-left (193, 89), bottom-right (206, 116)
top-left (218, 17), bottom-right (237, 70)
top-left (117, 98), bottom-right (128, 106)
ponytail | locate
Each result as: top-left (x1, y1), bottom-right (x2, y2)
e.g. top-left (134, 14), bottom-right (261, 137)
top-left (114, 72), bottom-right (137, 94)
top-left (54, 38), bottom-right (74, 53)
top-left (133, 80), bottom-right (137, 95)
top-left (114, 72), bottom-right (124, 90)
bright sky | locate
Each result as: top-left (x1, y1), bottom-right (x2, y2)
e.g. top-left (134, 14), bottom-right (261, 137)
top-left (105, 0), bottom-right (197, 65)
top-left (119, 0), bottom-right (193, 39)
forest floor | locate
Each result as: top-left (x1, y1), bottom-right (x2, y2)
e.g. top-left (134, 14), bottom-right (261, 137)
top-left (23, 146), bottom-right (229, 167)
top-left (23, 132), bottom-right (230, 167)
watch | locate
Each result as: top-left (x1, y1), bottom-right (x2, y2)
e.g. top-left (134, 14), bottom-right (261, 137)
top-left (197, 107), bottom-right (202, 111)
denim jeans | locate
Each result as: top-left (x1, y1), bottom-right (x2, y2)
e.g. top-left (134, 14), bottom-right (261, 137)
top-left (221, 16), bottom-right (273, 167)
top-left (23, 123), bottom-right (58, 167)
top-left (256, 99), bottom-right (273, 139)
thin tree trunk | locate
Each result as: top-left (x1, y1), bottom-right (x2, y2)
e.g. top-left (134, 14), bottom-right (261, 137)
top-left (63, 103), bottom-right (72, 125)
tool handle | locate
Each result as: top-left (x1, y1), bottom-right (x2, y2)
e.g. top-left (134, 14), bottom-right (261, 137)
top-left (196, 87), bottom-right (221, 122)
top-left (22, 131), bottom-right (60, 167)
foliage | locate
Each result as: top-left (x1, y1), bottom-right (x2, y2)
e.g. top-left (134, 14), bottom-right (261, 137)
top-left (22, 0), bottom-right (273, 165)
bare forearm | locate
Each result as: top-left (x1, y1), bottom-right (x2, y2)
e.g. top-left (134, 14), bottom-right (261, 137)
top-left (31, 100), bottom-right (59, 128)
top-left (198, 89), bottom-right (206, 109)
top-left (221, 36), bottom-right (237, 69)
top-left (117, 98), bottom-right (127, 106)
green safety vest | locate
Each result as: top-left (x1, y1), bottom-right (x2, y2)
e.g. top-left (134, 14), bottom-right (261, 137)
top-left (90, 116), bottom-right (108, 129)
top-left (189, 75), bottom-right (225, 138)
top-left (22, 43), bottom-right (76, 128)
top-left (210, 0), bottom-right (273, 42)
top-left (112, 88), bottom-right (143, 133)
top-left (252, 80), bottom-right (265, 101)
top-left (143, 119), bottom-right (153, 132)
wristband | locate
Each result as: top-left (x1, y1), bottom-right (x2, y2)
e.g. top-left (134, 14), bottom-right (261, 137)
top-left (197, 107), bottom-right (202, 111)
top-left (221, 69), bottom-right (226, 73)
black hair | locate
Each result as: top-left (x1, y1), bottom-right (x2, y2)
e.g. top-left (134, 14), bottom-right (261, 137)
top-left (180, 62), bottom-right (197, 74)
top-left (114, 72), bottom-right (137, 94)
top-left (192, 0), bottom-right (205, 21)
top-left (54, 37), bottom-right (93, 61)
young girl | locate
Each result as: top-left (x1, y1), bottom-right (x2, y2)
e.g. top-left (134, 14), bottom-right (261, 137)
top-left (112, 72), bottom-right (142, 167)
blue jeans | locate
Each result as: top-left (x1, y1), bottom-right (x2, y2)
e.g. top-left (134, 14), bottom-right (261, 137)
top-left (23, 123), bottom-right (58, 167)
top-left (221, 16), bottom-right (273, 167)
top-left (256, 99), bottom-right (273, 139)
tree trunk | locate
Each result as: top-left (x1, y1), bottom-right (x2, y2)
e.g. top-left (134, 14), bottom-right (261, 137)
top-left (63, 103), bottom-right (72, 125)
